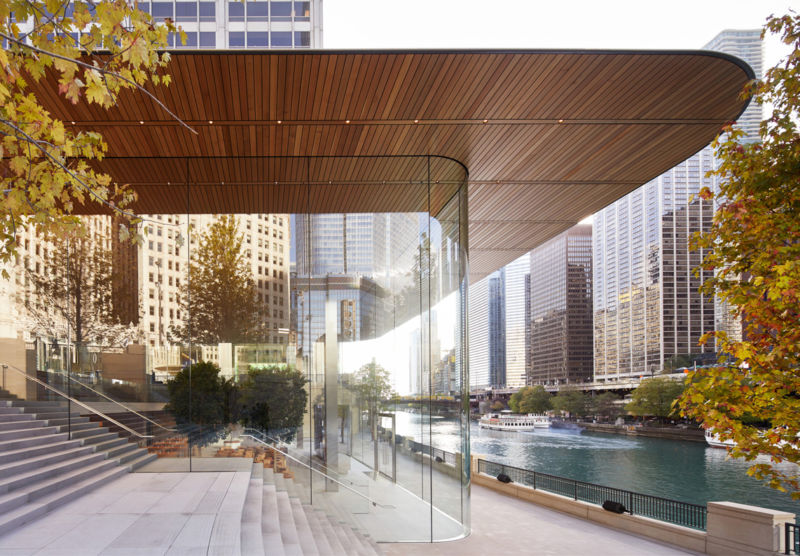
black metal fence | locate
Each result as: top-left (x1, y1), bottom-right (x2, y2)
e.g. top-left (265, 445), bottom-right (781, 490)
top-left (405, 438), bottom-right (457, 466)
top-left (787, 523), bottom-right (800, 555)
top-left (478, 459), bottom-right (707, 531)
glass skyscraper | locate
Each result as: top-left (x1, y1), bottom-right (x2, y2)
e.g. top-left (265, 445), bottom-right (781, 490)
top-left (593, 29), bottom-right (763, 381)
top-left (528, 225), bottom-right (593, 386)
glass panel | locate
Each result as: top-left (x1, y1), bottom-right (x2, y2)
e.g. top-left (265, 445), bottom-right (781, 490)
top-left (294, 1), bottom-right (310, 21)
top-left (228, 1), bottom-right (244, 21)
top-left (271, 1), bottom-right (292, 20)
top-left (0, 156), bottom-right (469, 541)
top-left (174, 2), bottom-right (196, 21)
top-left (247, 31), bottom-right (268, 48)
top-left (228, 31), bottom-right (245, 48)
top-left (198, 2), bottom-right (215, 21)
top-left (178, 32), bottom-right (197, 48)
top-left (199, 32), bottom-right (216, 48)
top-left (150, 2), bottom-right (173, 19)
top-left (271, 31), bottom-right (291, 47)
top-left (246, 1), bottom-right (268, 21)
top-left (294, 31), bottom-right (310, 48)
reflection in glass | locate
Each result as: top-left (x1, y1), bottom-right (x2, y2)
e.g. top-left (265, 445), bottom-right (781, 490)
top-left (1, 156), bottom-right (469, 542)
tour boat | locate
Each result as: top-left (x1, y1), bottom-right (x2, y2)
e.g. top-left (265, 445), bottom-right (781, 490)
top-left (479, 412), bottom-right (551, 431)
top-left (704, 429), bottom-right (736, 449)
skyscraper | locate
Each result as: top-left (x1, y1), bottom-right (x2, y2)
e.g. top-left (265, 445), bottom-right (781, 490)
top-left (528, 225), bottom-right (593, 386)
top-left (503, 254), bottom-right (530, 388)
top-left (592, 29), bottom-right (763, 381)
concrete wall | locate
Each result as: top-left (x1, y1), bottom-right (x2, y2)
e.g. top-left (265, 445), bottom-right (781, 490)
top-left (99, 344), bottom-right (147, 383)
top-left (471, 455), bottom-right (795, 555)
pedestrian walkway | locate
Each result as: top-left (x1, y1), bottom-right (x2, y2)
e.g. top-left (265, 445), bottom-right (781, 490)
top-left (382, 482), bottom-right (698, 556)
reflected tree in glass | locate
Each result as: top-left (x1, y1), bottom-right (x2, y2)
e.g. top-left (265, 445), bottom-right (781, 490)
top-left (239, 364), bottom-right (308, 441)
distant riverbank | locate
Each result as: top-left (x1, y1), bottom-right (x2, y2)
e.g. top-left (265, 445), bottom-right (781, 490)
top-left (571, 421), bottom-right (705, 443)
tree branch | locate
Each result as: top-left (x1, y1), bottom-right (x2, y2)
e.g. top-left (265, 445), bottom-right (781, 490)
top-left (0, 31), bottom-right (198, 135)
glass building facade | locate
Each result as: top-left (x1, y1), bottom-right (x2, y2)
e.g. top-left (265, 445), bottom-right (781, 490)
top-left (593, 28), bottom-right (763, 381)
top-left (528, 225), bottom-right (593, 386)
top-left (1, 156), bottom-right (471, 543)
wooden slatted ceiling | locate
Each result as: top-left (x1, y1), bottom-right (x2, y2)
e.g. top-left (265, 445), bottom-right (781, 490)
top-left (35, 50), bottom-right (752, 282)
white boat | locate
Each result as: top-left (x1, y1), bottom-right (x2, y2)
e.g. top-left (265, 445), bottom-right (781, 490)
top-left (479, 412), bottom-right (551, 431)
top-left (705, 430), bottom-right (736, 449)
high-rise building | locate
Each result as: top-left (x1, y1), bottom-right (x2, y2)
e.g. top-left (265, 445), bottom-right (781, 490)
top-left (487, 270), bottom-right (506, 388)
top-left (528, 225), bottom-right (593, 386)
top-left (468, 278), bottom-right (490, 389)
top-left (703, 29), bottom-right (763, 141)
top-left (137, 0), bottom-right (322, 50)
top-left (592, 29), bottom-right (762, 381)
top-left (503, 254), bottom-right (530, 388)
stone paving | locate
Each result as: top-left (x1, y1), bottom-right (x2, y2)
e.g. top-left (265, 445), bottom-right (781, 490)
top-left (382, 482), bottom-right (698, 556)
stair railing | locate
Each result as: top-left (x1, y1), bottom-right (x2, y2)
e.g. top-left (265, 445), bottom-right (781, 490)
top-left (52, 369), bottom-right (176, 433)
top-left (240, 432), bottom-right (392, 509)
top-left (242, 427), bottom-right (365, 490)
top-left (1, 362), bottom-right (153, 441)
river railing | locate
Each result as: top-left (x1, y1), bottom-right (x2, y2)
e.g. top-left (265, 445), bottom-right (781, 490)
top-left (477, 458), bottom-right (708, 531)
top-left (787, 523), bottom-right (800, 555)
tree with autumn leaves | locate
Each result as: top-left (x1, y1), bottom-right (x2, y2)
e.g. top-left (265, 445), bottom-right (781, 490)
top-left (0, 0), bottom-right (186, 272)
top-left (679, 12), bottom-right (800, 497)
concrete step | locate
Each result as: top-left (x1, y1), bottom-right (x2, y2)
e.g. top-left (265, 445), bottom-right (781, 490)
top-left (276, 490), bottom-right (302, 556)
top-left (0, 451), bottom-right (108, 495)
top-left (0, 431), bottom-right (66, 452)
top-left (289, 496), bottom-right (319, 555)
top-left (241, 477), bottom-right (265, 556)
top-left (125, 452), bottom-right (157, 471)
top-left (0, 438), bottom-right (83, 465)
top-left (262, 484), bottom-right (286, 556)
top-left (315, 511), bottom-right (348, 555)
top-left (91, 435), bottom-right (130, 453)
top-left (207, 472), bottom-right (249, 556)
top-left (44, 416), bottom-right (91, 427)
top-left (6, 400), bottom-right (65, 408)
top-left (103, 441), bottom-right (138, 460)
top-left (0, 413), bottom-right (36, 430)
top-left (0, 444), bottom-right (95, 480)
top-left (0, 457), bottom-right (120, 515)
top-left (0, 425), bottom-right (58, 442)
top-left (0, 465), bottom-right (128, 537)
top-left (65, 424), bottom-right (106, 439)
top-left (0, 407), bottom-right (23, 415)
top-left (303, 506), bottom-right (336, 556)
top-left (55, 421), bottom-right (97, 434)
top-left (79, 431), bottom-right (125, 447)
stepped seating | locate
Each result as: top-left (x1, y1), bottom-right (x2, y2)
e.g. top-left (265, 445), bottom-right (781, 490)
top-left (0, 389), bottom-right (157, 536)
top-left (244, 463), bottom-right (382, 555)
top-left (217, 444), bottom-right (381, 554)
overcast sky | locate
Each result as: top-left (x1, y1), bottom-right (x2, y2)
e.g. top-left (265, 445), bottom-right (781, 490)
top-left (324, 0), bottom-right (795, 68)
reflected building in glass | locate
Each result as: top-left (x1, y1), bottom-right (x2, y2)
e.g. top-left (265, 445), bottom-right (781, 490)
top-left (528, 225), bottom-right (593, 386)
top-left (593, 29), bottom-right (762, 381)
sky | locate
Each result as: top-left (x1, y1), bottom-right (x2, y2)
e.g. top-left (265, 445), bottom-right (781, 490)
top-left (324, 0), bottom-right (795, 67)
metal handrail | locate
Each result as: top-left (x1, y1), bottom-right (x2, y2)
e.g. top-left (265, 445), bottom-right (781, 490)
top-left (243, 427), bottom-right (364, 489)
top-left (240, 433), bottom-right (392, 509)
top-left (478, 458), bottom-right (707, 530)
top-left (52, 369), bottom-right (176, 432)
top-left (1, 363), bottom-right (153, 439)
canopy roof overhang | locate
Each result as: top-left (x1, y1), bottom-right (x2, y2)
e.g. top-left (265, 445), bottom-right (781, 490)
top-left (37, 49), bottom-right (753, 282)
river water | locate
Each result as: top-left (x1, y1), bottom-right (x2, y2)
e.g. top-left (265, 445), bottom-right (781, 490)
top-left (390, 411), bottom-right (800, 517)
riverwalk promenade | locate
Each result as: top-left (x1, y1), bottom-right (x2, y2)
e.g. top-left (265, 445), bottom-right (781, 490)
top-left (0, 469), bottom-right (695, 555)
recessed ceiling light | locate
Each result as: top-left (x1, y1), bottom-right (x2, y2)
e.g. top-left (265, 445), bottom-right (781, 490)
top-left (482, 119), bottom-right (488, 124)
top-left (208, 120), bottom-right (213, 124)
top-left (277, 120), bottom-right (282, 124)
top-left (414, 119), bottom-right (419, 124)
top-left (71, 121), bottom-right (75, 125)
top-left (139, 120), bottom-right (144, 124)
top-left (558, 119), bottom-right (564, 123)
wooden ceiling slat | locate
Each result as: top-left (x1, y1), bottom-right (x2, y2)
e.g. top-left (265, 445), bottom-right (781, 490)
top-left (41, 50), bottom-right (751, 281)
